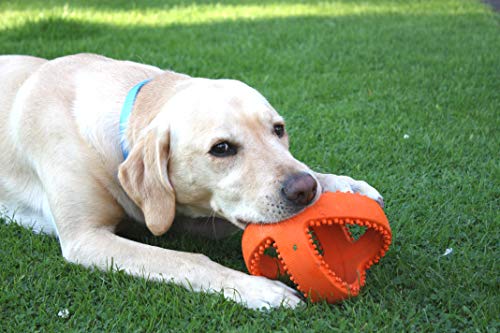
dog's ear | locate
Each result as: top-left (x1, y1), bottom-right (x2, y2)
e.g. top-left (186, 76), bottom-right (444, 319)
top-left (118, 129), bottom-right (175, 236)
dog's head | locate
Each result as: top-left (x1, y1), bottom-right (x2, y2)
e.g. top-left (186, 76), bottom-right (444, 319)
top-left (119, 73), bottom-right (321, 235)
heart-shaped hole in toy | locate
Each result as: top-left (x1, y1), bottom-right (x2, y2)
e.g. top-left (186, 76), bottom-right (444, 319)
top-left (307, 222), bottom-right (377, 285)
top-left (345, 224), bottom-right (368, 241)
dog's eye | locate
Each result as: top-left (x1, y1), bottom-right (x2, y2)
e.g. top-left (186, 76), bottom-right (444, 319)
top-left (274, 124), bottom-right (285, 138)
top-left (209, 141), bottom-right (237, 157)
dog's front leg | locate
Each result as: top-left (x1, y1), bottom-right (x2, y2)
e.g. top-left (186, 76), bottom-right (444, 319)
top-left (62, 227), bottom-right (302, 309)
top-left (314, 173), bottom-right (384, 207)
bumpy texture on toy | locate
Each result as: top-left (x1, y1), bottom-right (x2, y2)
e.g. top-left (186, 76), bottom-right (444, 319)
top-left (242, 192), bottom-right (391, 303)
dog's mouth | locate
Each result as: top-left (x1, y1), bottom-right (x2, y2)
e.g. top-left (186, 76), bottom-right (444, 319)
top-left (237, 217), bottom-right (281, 227)
top-left (236, 218), bottom-right (275, 229)
top-left (231, 184), bottom-right (323, 228)
top-left (234, 218), bottom-right (253, 229)
top-left (236, 208), bottom-right (311, 228)
top-left (237, 217), bottom-right (294, 228)
top-left (236, 207), bottom-right (313, 228)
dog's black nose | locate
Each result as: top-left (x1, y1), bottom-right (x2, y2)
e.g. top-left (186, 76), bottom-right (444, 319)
top-left (281, 172), bottom-right (317, 206)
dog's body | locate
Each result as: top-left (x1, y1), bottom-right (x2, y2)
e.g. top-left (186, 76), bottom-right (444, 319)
top-left (0, 54), bottom-right (382, 309)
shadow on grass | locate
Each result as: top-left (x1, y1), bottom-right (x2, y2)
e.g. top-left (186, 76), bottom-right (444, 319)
top-left (1, 9), bottom-right (496, 76)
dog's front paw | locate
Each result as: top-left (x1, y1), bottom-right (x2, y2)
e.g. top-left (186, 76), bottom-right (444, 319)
top-left (316, 174), bottom-right (384, 208)
top-left (227, 274), bottom-right (303, 310)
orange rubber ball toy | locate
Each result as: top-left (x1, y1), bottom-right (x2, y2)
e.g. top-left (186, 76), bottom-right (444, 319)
top-left (242, 192), bottom-right (391, 303)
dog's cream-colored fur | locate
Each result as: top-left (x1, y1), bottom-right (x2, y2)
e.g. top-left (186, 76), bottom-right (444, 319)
top-left (0, 54), bottom-right (383, 309)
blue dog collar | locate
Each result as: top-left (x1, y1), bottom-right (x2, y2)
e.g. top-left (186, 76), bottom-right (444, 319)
top-left (119, 79), bottom-right (151, 159)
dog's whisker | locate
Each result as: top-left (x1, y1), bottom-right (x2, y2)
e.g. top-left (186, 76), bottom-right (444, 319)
top-left (209, 210), bottom-right (218, 239)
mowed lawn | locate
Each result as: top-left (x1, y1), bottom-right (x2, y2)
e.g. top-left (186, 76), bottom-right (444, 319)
top-left (0, 0), bottom-right (498, 331)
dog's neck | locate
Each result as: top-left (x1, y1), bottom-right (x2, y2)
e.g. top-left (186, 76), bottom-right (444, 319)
top-left (122, 71), bottom-right (190, 155)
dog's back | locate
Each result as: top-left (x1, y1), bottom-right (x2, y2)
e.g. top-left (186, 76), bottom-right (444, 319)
top-left (0, 56), bottom-right (52, 232)
top-left (0, 55), bottom-right (47, 140)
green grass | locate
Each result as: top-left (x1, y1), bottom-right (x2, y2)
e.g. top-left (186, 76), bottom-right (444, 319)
top-left (0, 0), bottom-right (498, 331)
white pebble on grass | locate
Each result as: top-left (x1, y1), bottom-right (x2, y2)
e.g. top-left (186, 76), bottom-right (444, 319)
top-left (57, 308), bottom-right (70, 319)
top-left (442, 248), bottom-right (453, 256)
top-left (403, 134), bottom-right (410, 139)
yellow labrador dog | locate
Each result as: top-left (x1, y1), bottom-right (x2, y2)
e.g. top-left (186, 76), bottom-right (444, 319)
top-left (0, 54), bottom-right (383, 309)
